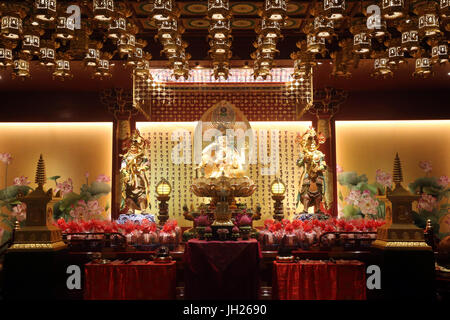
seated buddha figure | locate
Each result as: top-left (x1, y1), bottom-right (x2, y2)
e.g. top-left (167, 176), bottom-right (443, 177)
top-left (199, 135), bottom-right (245, 179)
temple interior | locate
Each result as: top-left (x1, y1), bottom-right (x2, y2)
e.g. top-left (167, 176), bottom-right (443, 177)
top-left (0, 0), bottom-right (449, 304)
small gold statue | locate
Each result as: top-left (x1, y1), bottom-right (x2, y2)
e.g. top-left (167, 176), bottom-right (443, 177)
top-left (120, 130), bottom-right (151, 214)
top-left (296, 127), bottom-right (327, 214)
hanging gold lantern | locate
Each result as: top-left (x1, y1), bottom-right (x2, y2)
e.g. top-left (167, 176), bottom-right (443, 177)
top-left (134, 59), bottom-right (152, 80)
top-left (12, 55), bottom-right (31, 80)
top-left (84, 40), bottom-right (102, 68)
top-left (306, 34), bottom-right (326, 55)
top-left (1, 13), bottom-right (23, 40)
top-left (108, 15), bottom-right (127, 39)
top-left (85, 47), bottom-right (100, 67)
top-left (441, 0), bottom-right (450, 30)
top-left (0, 40), bottom-right (13, 67)
top-left (35, 0), bottom-right (57, 22)
top-left (386, 38), bottom-right (406, 65)
top-left (209, 38), bottom-right (231, 55)
top-left (264, 0), bottom-right (287, 21)
top-left (290, 50), bottom-right (316, 80)
top-left (260, 37), bottom-right (278, 53)
top-left (431, 40), bottom-right (448, 64)
top-left (93, 0), bottom-right (115, 21)
top-left (441, 0), bottom-right (450, 16)
top-left (39, 39), bottom-right (57, 67)
top-left (127, 40), bottom-right (148, 66)
top-left (313, 15), bottom-right (334, 38)
top-left (397, 18), bottom-right (420, 53)
top-left (93, 55), bottom-right (114, 80)
top-left (152, 0), bottom-right (178, 21)
top-left (371, 53), bottom-right (393, 78)
top-left (158, 17), bottom-right (180, 40)
top-left (53, 55), bottom-right (73, 80)
top-left (382, 0), bottom-right (405, 20)
top-left (208, 0), bottom-right (231, 20)
top-left (324, 0), bottom-right (345, 20)
top-left (350, 21), bottom-right (371, 54)
top-left (259, 18), bottom-right (282, 39)
top-left (22, 26), bottom-right (42, 56)
top-left (413, 53), bottom-right (432, 78)
top-left (209, 19), bottom-right (231, 39)
top-left (56, 12), bottom-right (75, 40)
top-left (117, 33), bottom-right (136, 55)
top-left (414, 1), bottom-right (441, 38)
top-left (212, 62), bottom-right (230, 80)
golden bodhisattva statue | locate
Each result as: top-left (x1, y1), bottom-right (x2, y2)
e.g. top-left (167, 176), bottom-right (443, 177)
top-left (120, 130), bottom-right (151, 214)
top-left (296, 127), bottom-right (327, 214)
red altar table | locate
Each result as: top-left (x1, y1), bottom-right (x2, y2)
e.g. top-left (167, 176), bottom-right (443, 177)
top-left (272, 260), bottom-right (366, 300)
top-left (84, 261), bottom-right (176, 300)
top-left (184, 239), bottom-right (262, 300)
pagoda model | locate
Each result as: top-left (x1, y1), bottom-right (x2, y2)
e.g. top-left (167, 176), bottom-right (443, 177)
top-left (8, 155), bottom-right (67, 251)
top-left (372, 153), bottom-right (431, 250)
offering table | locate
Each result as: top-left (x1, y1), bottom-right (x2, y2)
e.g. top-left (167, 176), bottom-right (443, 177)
top-left (272, 260), bottom-right (366, 300)
top-left (183, 239), bottom-right (262, 300)
top-left (84, 260), bottom-right (176, 300)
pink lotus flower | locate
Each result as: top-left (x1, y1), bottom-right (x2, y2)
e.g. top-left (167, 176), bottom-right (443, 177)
top-left (84, 172), bottom-right (90, 178)
top-left (0, 153), bottom-right (12, 164)
top-left (96, 174), bottom-right (111, 183)
top-left (419, 161), bottom-right (432, 174)
top-left (55, 178), bottom-right (73, 196)
top-left (12, 203), bottom-right (27, 222)
top-left (345, 189), bottom-right (362, 206)
top-left (13, 176), bottom-right (30, 186)
top-left (336, 164), bottom-right (343, 174)
top-left (359, 196), bottom-right (379, 216)
top-left (69, 199), bottom-right (103, 220)
top-left (437, 175), bottom-right (449, 188)
top-left (418, 194), bottom-right (437, 212)
top-left (376, 169), bottom-right (392, 189)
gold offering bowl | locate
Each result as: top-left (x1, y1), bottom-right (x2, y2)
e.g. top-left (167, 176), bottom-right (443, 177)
top-left (191, 176), bottom-right (256, 226)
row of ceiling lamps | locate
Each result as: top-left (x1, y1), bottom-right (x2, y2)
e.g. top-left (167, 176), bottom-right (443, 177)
top-left (0, 0), bottom-right (155, 80)
top-left (0, 1), bottom-right (449, 81)
top-left (290, 0), bottom-right (449, 79)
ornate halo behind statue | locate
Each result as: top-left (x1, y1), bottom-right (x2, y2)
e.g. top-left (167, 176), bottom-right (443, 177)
top-left (191, 101), bottom-right (256, 231)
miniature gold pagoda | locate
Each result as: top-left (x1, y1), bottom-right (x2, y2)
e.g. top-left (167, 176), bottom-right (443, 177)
top-left (372, 153), bottom-right (431, 251)
top-left (8, 155), bottom-right (67, 251)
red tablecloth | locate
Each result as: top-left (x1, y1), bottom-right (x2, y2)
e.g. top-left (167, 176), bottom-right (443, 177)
top-left (84, 261), bottom-right (176, 300)
top-left (273, 260), bottom-right (366, 300)
top-left (184, 239), bottom-right (262, 300)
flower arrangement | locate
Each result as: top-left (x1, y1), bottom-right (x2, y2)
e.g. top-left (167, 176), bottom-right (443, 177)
top-left (257, 217), bottom-right (384, 250)
top-left (54, 217), bottom-right (181, 248)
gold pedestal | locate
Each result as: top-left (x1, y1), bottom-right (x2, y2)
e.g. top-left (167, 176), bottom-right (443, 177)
top-left (212, 201), bottom-right (235, 226)
top-left (191, 176), bottom-right (256, 226)
top-left (9, 225), bottom-right (67, 251)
